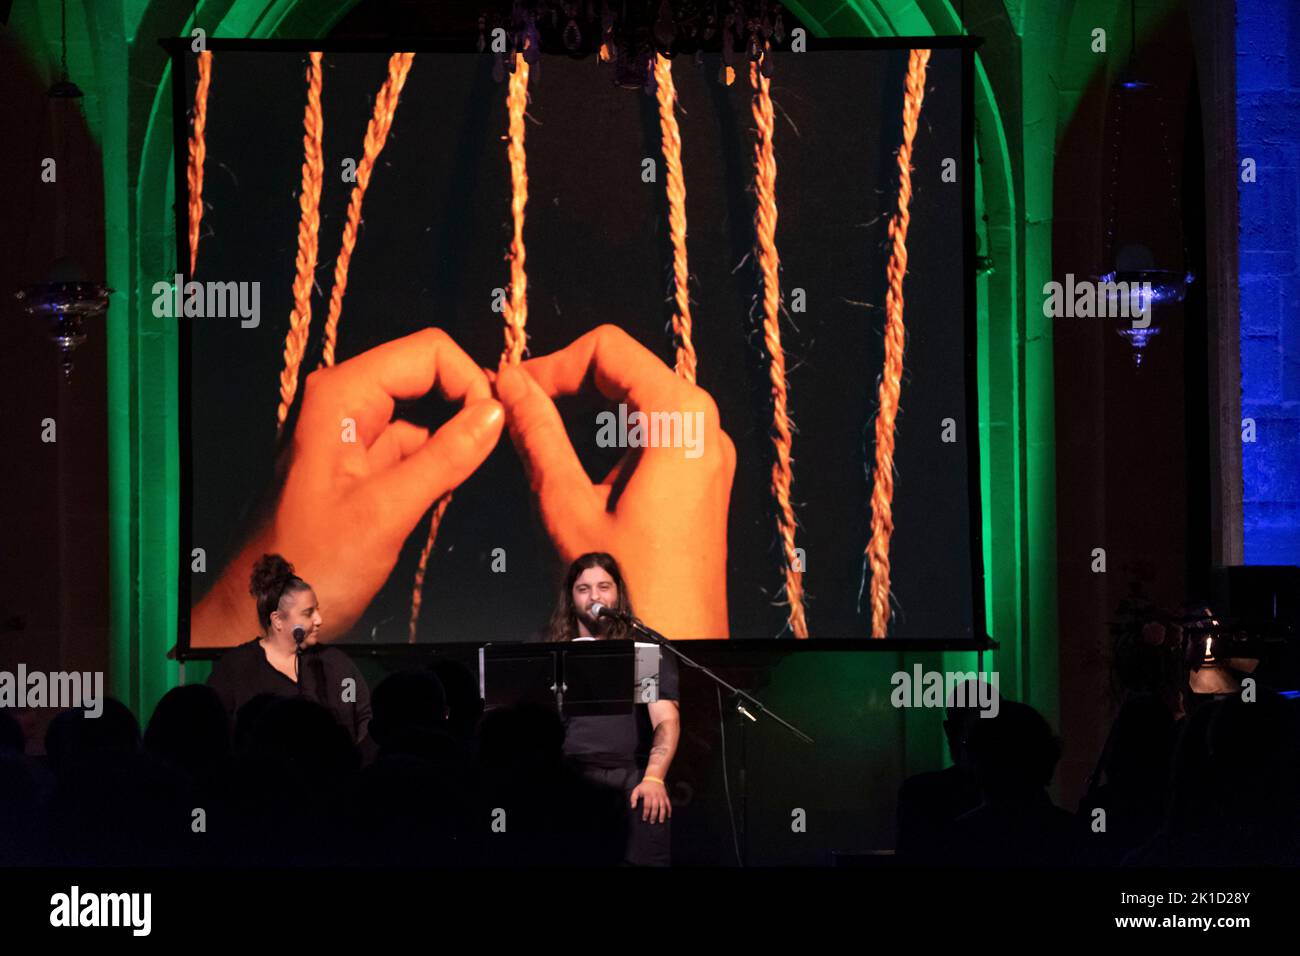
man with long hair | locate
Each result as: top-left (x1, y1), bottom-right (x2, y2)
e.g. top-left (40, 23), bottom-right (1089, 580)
top-left (543, 552), bottom-right (680, 866)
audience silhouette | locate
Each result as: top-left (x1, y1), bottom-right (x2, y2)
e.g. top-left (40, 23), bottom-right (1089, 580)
top-left (2, 655), bottom-right (1297, 866)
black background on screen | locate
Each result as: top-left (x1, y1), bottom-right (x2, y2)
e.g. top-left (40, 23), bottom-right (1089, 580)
top-left (184, 47), bottom-right (976, 643)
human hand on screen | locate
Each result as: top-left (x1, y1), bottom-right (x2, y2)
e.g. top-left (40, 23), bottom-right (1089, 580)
top-left (191, 328), bottom-right (504, 647)
top-left (494, 324), bottom-right (735, 638)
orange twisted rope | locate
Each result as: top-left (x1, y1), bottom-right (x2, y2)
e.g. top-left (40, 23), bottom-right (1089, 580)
top-left (654, 53), bottom-right (698, 384)
top-left (187, 50), bottom-right (213, 278)
top-left (868, 48), bottom-right (931, 638)
top-left (501, 54), bottom-right (531, 366)
top-left (412, 51), bottom-right (530, 641)
top-left (275, 51), bottom-right (325, 435)
top-left (750, 57), bottom-right (807, 639)
top-left (408, 492), bottom-right (452, 642)
top-left (321, 52), bottom-right (416, 370)
top-left (296, 51), bottom-right (425, 641)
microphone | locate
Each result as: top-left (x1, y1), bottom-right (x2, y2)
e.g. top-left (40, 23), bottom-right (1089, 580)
top-left (292, 625), bottom-right (306, 646)
top-left (589, 601), bottom-right (628, 622)
top-left (590, 602), bottom-right (643, 626)
top-left (590, 602), bottom-right (661, 644)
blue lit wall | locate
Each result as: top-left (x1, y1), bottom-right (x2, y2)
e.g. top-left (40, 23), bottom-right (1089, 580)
top-left (1238, 0), bottom-right (1300, 564)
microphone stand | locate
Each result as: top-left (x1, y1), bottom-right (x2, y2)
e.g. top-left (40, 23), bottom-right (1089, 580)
top-left (293, 629), bottom-right (305, 697)
top-left (610, 613), bottom-right (814, 744)
top-left (607, 611), bottom-right (815, 867)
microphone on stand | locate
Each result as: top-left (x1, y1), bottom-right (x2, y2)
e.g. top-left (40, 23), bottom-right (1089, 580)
top-left (590, 602), bottom-right (660, 642)
top-left (292, 625), bottom-right (307, 651)
top-left (589, 601), bottom-right (629, 622)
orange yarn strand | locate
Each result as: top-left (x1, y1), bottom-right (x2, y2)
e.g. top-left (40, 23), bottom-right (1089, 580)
top-left (654, 53), bottom-right (698, 384)
top-left (187, 50), bottom-right (213, 278)
top-left (276, 51), bottom-right (325, 435)
top-left (750, 58), bottom-right (807, 639)
top-left (321, 52), bottom-right (416, 370)
top-left (408, 493), bottom-right (452, 642)
top-left (414, 51), bottom-right (527, 641)
top-left (867, 48), bottom-right (931, 638)
top-left (501, 54), bottom-right (531, 366)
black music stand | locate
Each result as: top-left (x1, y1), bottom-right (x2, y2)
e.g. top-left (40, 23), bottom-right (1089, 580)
top-left (478, 641), bottom-right (664, 716)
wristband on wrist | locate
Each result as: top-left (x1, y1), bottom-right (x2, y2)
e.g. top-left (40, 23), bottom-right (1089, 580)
top-left (643, 774), bottom-right (665, 785)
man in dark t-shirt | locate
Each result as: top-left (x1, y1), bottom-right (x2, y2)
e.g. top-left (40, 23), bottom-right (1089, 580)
top-left (532, 552), bottom-right (682, 866)
top-left (562, 647), bottom-right (679, 867)
top-left (560, 647), bottom-right (680, 768)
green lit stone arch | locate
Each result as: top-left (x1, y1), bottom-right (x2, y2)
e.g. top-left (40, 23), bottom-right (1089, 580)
top-left (115, 0), bottom-right (366, 714)
top-left (117, 1), bottom-right (1050, 761)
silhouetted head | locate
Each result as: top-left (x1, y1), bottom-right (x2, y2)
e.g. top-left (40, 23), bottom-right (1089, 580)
top-left (964, 701), bottom-right (1062, 799)
top-left (1202, 694), bottom-right (1300, 821)
top-left (942, 678), bottom-right (999, 767)
top-left (0, 709), bottom-right (24, 755)
top-left (144, 684), bottom-right (231, 777)
top-left (44, 697), bottom-right (140, 777)
top-left (370, 670), bottom-right (448, 754)
top-left (1105, 692), bottom-right (1177, 790)
top-left (233, 692), bottom-right (283, 754)
top-left (244, 696), bottom-right (357, 781)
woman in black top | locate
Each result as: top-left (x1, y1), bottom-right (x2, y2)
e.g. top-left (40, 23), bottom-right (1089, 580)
top-left (207, 554), bottom-right (371, 746)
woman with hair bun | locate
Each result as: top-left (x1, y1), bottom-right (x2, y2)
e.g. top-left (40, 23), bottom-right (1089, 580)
top-left (207, 554), bottom-right (372, 745)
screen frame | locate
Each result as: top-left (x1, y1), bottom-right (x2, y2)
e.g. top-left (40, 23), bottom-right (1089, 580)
top-left (168, 34), bottom-right (988, 657)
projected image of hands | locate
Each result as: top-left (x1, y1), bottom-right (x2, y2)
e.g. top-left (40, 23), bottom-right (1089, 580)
top-left (190, 324), bottom-right (735, 647)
